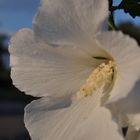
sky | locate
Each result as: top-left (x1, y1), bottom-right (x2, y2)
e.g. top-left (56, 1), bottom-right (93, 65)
top-left (0, 0), bottom-right (140, 35)
top-left (113, 0), bottom-right (140, 26)
top-left (0, 0), bottom-right (39, 34)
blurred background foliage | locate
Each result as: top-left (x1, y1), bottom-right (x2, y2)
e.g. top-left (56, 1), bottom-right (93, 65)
top-left (109, 0), bottom-right (140, 45)
top-left (109, 0), bottom-right (140, 18)
top-left (0, 0), bottom-right (39, 139)
top-left (0, 0), bottom-right (140, 139)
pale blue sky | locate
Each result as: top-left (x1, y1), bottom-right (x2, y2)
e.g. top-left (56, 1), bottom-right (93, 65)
top-left (113, 0), bottom-right (140, 26)
top-left (0, 0), bottom-right (39, 34)
top-left (0, 0), bottom-right (140, 34)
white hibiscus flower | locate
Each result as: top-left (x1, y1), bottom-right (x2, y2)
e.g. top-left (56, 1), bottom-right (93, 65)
top-left (125, 127), bottom-right (140, 140)
top-left (9, 0), bottom-right (140, 140)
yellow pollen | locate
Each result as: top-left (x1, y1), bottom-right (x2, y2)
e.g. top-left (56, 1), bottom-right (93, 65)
top-left (76, 61), bottom-right (116, 99)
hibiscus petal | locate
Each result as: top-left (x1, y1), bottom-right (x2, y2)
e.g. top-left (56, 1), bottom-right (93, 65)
top-left (107, 80), bottom-right (140, 131)
top-left (33, 0), bottom-right (108, 44)
top-left (96, 31), bottom-right (140, 101)
top-left (25, 96), bottom-right (124, 140)
top-left (9, 28), bottom-right (104, 97)
top-left (125, 128), bottom-right (140, 140)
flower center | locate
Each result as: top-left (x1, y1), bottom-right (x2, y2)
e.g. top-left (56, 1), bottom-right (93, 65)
top-left (76, 61), bottom-right (116, 99)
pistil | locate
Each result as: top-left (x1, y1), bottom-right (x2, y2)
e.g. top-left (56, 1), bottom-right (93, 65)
top-left (76, 61), bottom-right (116, 99)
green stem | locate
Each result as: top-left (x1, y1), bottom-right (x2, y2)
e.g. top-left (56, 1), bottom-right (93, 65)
top-left (108, 13), bottom-right (117, 30)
